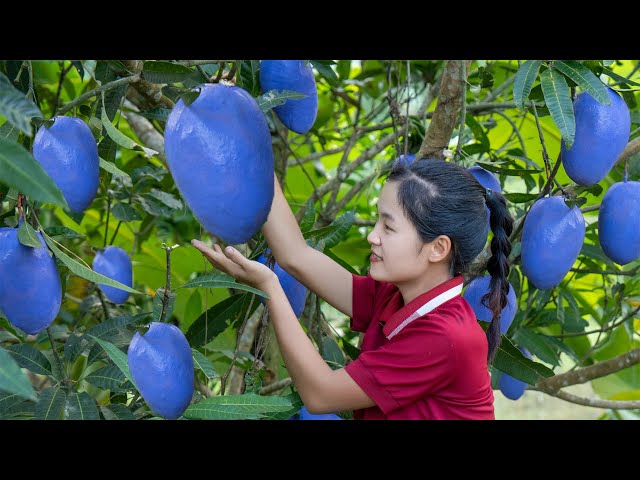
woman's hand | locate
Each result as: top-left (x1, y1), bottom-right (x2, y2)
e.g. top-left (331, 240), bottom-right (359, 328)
top-left (191, 240), bottom-right (278, 293)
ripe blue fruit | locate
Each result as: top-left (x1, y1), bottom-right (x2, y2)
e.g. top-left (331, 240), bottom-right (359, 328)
top-left (521, 196), bottom-right (585, 290)
top-left (260, 60), bottom-right (318, 134)
top-left (32, 115), bottom-right (100, 213)
top-left (92, 246), bottom-right (132, 304)
top-left (257, 252), bottom-right (307, 318)
top-left (395, 153), bottom-right (416, 166)
top-left (294, 406), bottom-right (343, 420)
top-left (0, 227), bottom-right (61, 334)
top-left (498, 348), bottom-right (530, 401)
top-left (164, 83), bottom-right (274, 245)
top-left (561, 87), bottom-right (630, 186)
top-left (598, 180), bottom-right (640, 265)
top-left (467, 165), bottom-right (502, 193)
top-left (127, 322), bottom-right (194, 419)
top-left (463, 275), bottom-right (516, 334)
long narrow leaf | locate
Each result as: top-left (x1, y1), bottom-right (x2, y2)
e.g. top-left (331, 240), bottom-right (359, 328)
top-left (89, 336), bottom-right (135, 386)
top-left (177, 274), bottom-right (268, 298)
top-left (100, 97), bottom-right (158, 158)
top-left (100, 404), bottom-right (136, 420)
top-left (541, 68), bottom-right (575, 149)
top-left (6, 344), bottom-right (53, 376)
top-left (0, 72), bottom-right (42, 136)
top-left (35, 386), bottom-right (66, 420)
top-left (0, 347), bottom-right (37, 400)
top-left (492, 335), bottom-right (554, 386)
top-left (17, 221), bottom-right (43, 248)
top-left (183, 394), bottom-right (293, 420)
top-left (513, 60), bottom-right (542, 110)
top-left (191, 349), bottom-right (218, 379)
top-left (554, 61), bottom-right (610, 105)
top-left (41, 230), bottom-right (142, 295)
top-left (64, 392), bottom-right (100, 420)
top-left (0, 137), bottom-right (68, 208)
top-left (99, 157), bottom-right (130, 180)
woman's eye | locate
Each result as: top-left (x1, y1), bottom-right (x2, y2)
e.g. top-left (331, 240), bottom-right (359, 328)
top-left (384, 224), bottom-right (392, 231)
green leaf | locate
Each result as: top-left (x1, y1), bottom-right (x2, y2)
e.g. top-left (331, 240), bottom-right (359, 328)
top-left (304, 211), bottom-right (355, 250)
top-left (6, 344), bottom-right (53, 376)
top-left (142, 61), bottom-right (200, 84)
top-left (513, 60), bottom-right (542, 110)
top-left (17, 221), bottom-right (44, 248)
top-left (183, 393), bottom-right (293, 420)
top-left (44, 225), bottom-right (84, 239)
top-left (239, 60), bottom-right (261, 97)
top-left (475, 161), bottom-right (542, 176)
top-left (0, 392), bottom-right (35, 419)
top-left (88, 336), bottom-right (135, 386)
top-left (177, 274), bottom-right (269, 298)
top-left (152, 288), bottom-right (176, 323)
top-left (492, 335), bottom-right (554, 386)
top-left (148, 188), bottom-right (183, 210)
top-left (0, 120), bottom-right (19, 141)
top-left (261, 392), bottom-right (303, 420)
top-left (580, 243), bottom-right (619, 270)
top-left (99, 157), bottom-right (131, 180)
top-left (185, 293), bottom-right (260, 347)
top-left (554, 61), bottom-right (610, 105)
top-left (64, 392), bottom-right (100, 420)
top-left (111, 202), bottom-right (141, 222)
top-left (0, 346), bottom-right (37, 400)
top-left (540, 68), bottom-right (575, 149)
top-left (100, 97), bottom-right (158, 158)
top-left (325, 248), bottom-right (359, 275)
top-left (465, 114), bottom-right (490, 150)
top-left (35, 386), bottom-right (66, 419)
top-left (299, 200), bottom-right (316, 233)
top-left (257, 89), bottom-right (306, 113)
top-left (321, 335), bottom-right (345, 369)
top-left (135, 108), bottom-right (172, 123)
top-left (191, 348), bottom-right (218, 379)
top-left (513, 329), bottom-right (561, 366)
top-left (0, 72), bottom-right (43, 136)
top-left (0, 138), bottom-right (68, 208)
top-left (601, 67), bottom-right (640, 87)
top-left (100, 404), bottom-right (136, 420)
top-left (84, 366), bottom-right (128, 391)
top-left (503, 193), bottom-right (539, 204)
top-left (310, 60), bottom-right (339, 86)
top-left (41, 230), bottom-right (142, 295)
top-left (84, 313), bottom-right (150, 345)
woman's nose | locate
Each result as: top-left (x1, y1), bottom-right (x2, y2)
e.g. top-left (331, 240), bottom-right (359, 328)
top-left (367, 229), bottom-right (380, 245)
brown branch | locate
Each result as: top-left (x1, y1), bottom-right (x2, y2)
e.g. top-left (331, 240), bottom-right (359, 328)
top-left (121, 100), bottom-right (166, 164)
top-left (614, 137), bottom-right (640, 167)
top-left (534, 387), bottom-right (640, 409)
top-left (224, 305), bottom-right (263, 395)
top-left (287, 146), bottom-right (346, 167)
top-left (259, 378), bottom-right (292, 395)
top-left (122, 60), bottom-right (175, 110)
top-left (417, 60), bottom-right (473, 160)
top-left (536, 347), bottom-right (640, 392)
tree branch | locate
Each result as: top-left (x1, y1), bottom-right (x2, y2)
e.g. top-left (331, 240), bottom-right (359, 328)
top-left (121, 100), bottom-right (166, 164)
top-left (417, 60), bottom-right (472, 160)
top-left (259, 378), bottom-right (292, 395)
top-left (533, 387), bottom-right (640, 410)
top-left (614, 137), bottom-right (640, 168)
top-left (57, 74), bottom-right (140, 115)
top-left (536, 347), bottom-right (640, 392)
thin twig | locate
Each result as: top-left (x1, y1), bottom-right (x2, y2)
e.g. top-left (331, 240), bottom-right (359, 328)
top-left (58, 75), bottom-right (141, 115)
top-left (259, 378), bottom-right (292, 395)
top-left (532, 386), bottom-right (640, 409)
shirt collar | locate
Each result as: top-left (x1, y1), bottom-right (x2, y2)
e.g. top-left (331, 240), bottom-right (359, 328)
top-left (382, 276), bottom-right (464, 340)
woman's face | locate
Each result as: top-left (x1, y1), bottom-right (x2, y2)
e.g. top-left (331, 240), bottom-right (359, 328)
top-left (366, 181), bottom-right (431, 284)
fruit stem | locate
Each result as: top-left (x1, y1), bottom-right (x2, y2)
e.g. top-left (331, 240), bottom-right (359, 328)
top-left (47, 327), bottom-right (69, 386)
top-left (96, 288), bottom-right (110, 321)
top-left (104, 195), bottom-right (111, 248)
top-left (159, 243), bottom-right (179, 323)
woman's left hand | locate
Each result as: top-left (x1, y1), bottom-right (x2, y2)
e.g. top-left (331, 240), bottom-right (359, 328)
top-left (191, 240), bottom-right (278, 293)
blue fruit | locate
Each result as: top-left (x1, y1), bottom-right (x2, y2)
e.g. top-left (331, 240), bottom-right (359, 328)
top-left (164, 83), bottom-right (274, 245)
top-left (127, 322), bottom-right (194, 419)
top-left (599, 180), bottom-right (640, 265)
top-left (260, 60), bottom-right (318, 134)
top-left (561, 87), bottom-right (630, 186)
top-left (463, 275), bottom-right (516, 334)
top-left (498, 348), bottom-right (531, 401)
top-left (0, 227), bottom-right (61, 334)
top-left (93, 246), bottom-right (132, 304)
top-left (257, 252), bottom-right (307, 318)
top-left (467, 165), bottom-right (502, 192)
top-left (32, 116), bottom-right (100, 213)
top-left (521, 196), bottom-right (585, 290)
top-left (296, 406), bottom-right (343, 420)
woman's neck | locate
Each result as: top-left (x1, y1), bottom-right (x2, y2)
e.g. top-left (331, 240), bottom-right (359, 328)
top-left (396, 266), bottom-right (453, 306)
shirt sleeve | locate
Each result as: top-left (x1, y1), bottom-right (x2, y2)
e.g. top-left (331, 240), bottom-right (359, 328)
top-left (344, 317), bottom-right (455, 414)
top-left (350, 274), bottom-right (378, 333)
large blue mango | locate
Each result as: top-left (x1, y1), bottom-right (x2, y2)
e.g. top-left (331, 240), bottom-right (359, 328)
top-left (467, 165), bottom-right (502, 193)
top-left (127, 322), bottom-right (194, 420)
top-left (164, 83), bottom-right (274, 245)
top-left (260, 60), bottom-right (318, 134)
top-left (257, 252), bottom-right (307, 318)
top-left (599, 180), bottom-right (640, 265)
top-left (498, 348), bottom-right (530, 401)
top-left (293, 406), bottom-right (343, 420)
top-left (521, 196), bottom-right (585, 290)
top-left (561, 87), bottom-right (630, 186)
top-left (32, 115), bottom-right (100, 213)
top-left (0, 227), bottom-right (61, 334)
top-left (463, 275), bottom-right (516, 335)
top-left (92, 246), bottom-right (132, 304)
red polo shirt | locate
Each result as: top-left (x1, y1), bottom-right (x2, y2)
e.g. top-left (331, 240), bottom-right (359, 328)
top-left (344, 274), bottom-right (494, 420)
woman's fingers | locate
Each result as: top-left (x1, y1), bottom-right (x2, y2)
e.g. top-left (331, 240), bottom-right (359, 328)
top-left (191, 240), bottom-right (245, 277)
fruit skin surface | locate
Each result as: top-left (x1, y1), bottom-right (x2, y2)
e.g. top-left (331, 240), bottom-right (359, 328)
top-left (463, 275), bottom-right (516, 334)
top-left (599, 180), bottom-right (640, 265)
top-left (257, 253), bottom-right (307, 318)
top-left (498, 348), bottom-right (531, 401)
top-left (93, 246), bottom-right (132, 304)
top-left (0, 227), bottom-right (61, 334)
top-left (127, 322), bottom-right (194, 420)
top-left (260, 60), bottom-right (318, 134)
top-left (32, 115), bottom-right (100, 213)
top-left (467, 165), bottom-right (502, 193)
top-left (294, 406), bottom-right (342, 420)
top-left (521, 196), bottom-right (585, 290)
top-left (164, 83), bottom-right (274, 245)
top-left (561, 87), bottom-right (630, 186)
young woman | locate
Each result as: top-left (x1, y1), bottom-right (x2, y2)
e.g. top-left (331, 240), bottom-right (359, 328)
top-left (191, 158), bottom-right (513, 420)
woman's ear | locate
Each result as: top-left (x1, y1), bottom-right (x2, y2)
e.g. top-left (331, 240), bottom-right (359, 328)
top-left (428, 235), bottom-right (452, 263)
